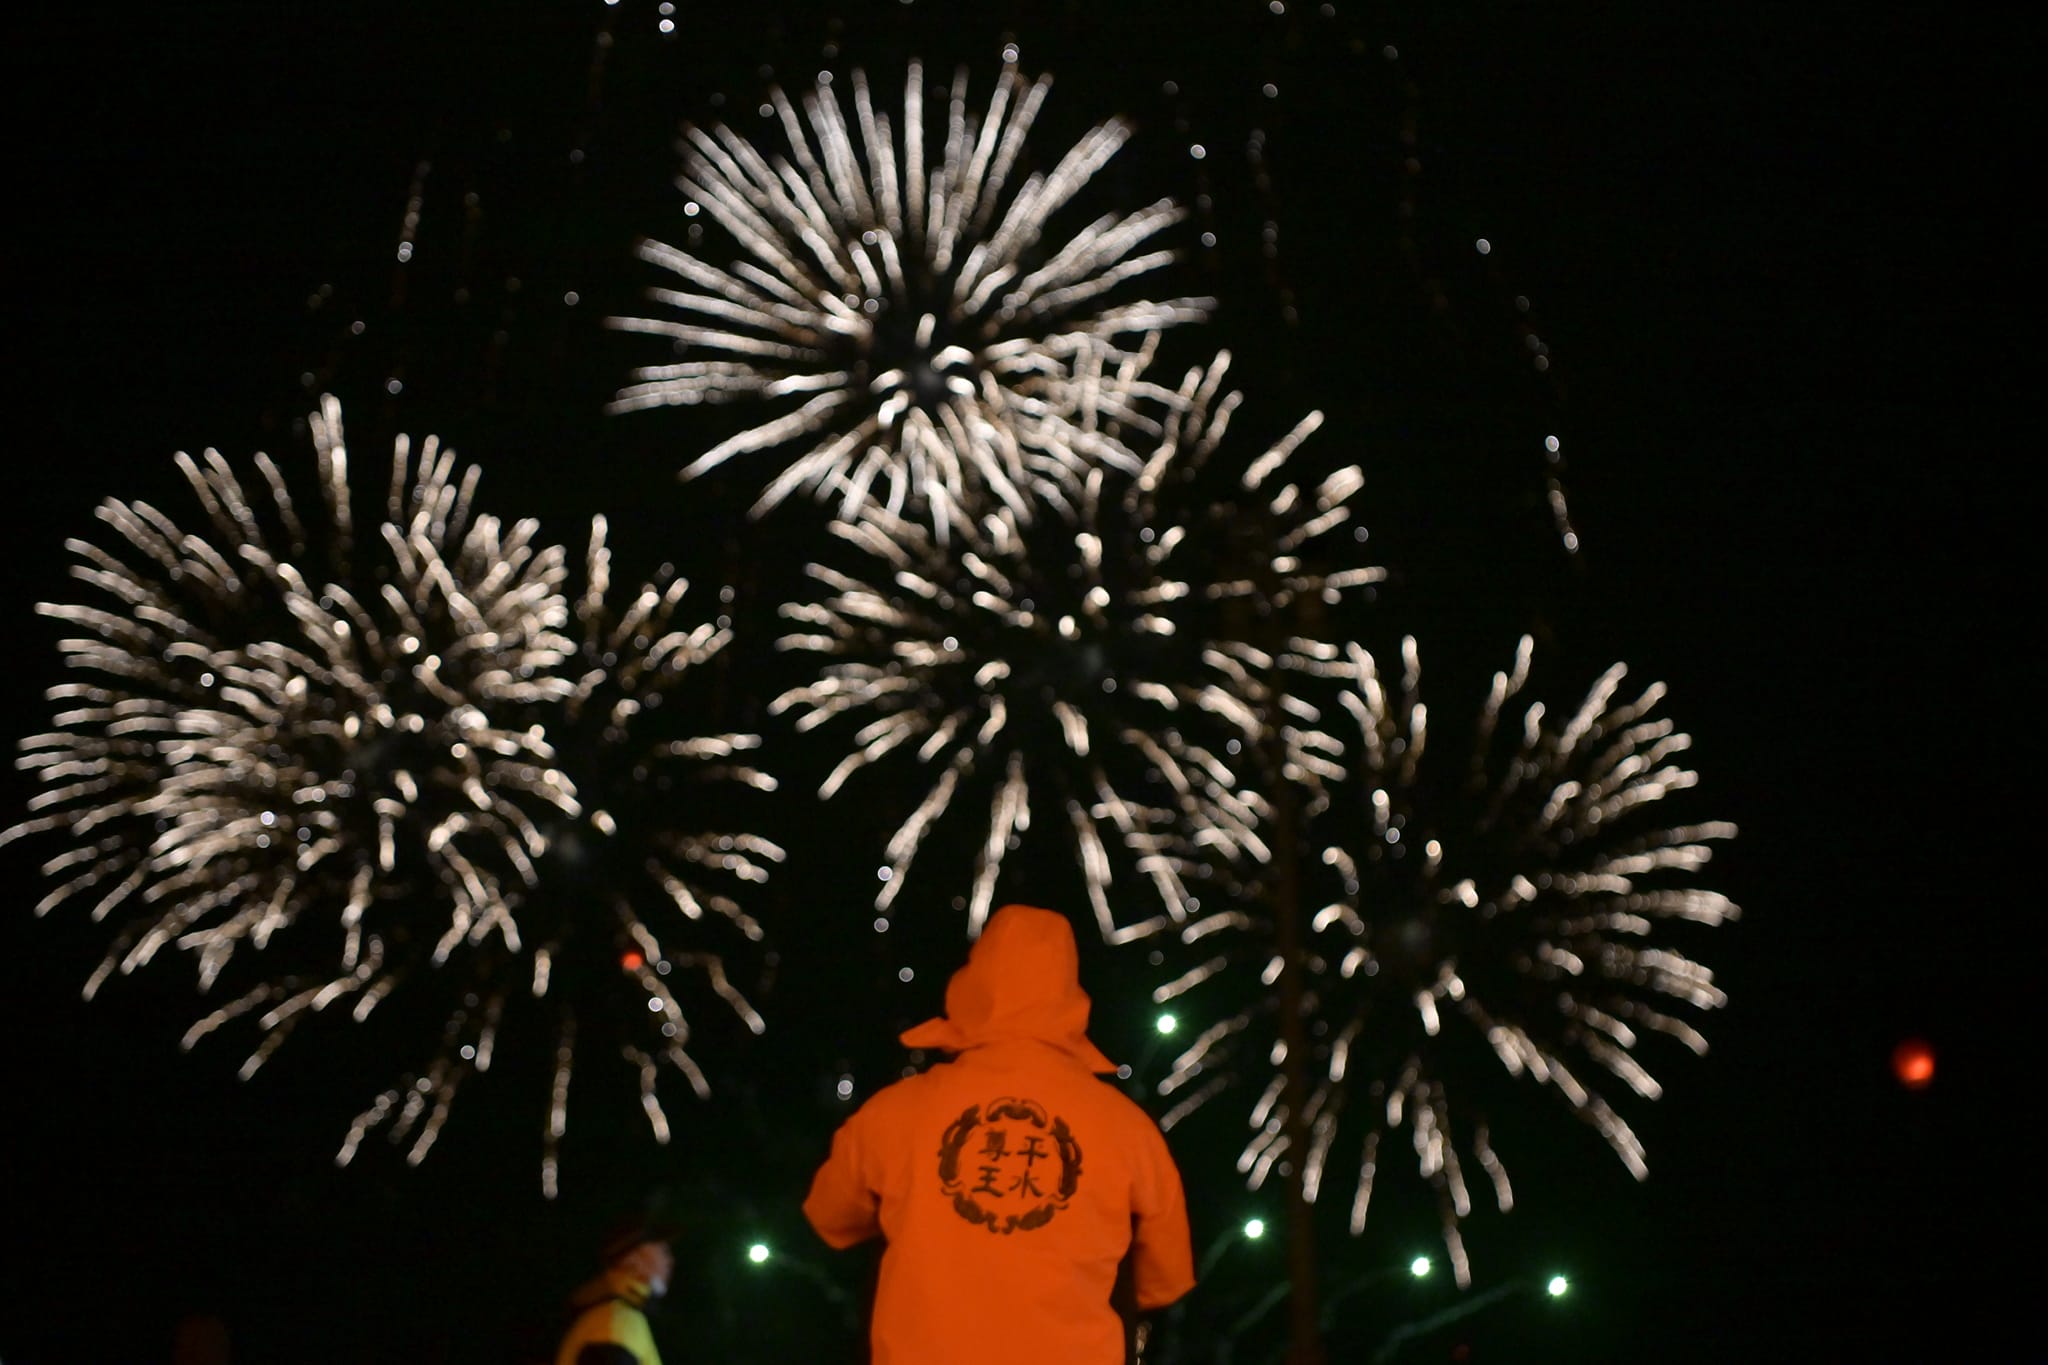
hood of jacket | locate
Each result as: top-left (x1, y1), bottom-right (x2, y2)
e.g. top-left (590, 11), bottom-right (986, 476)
top-left (898, 904), bottom-right (1116, 1072)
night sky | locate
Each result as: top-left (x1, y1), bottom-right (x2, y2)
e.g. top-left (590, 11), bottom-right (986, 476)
top-left (3, 4), bottom-right (2029, 1362)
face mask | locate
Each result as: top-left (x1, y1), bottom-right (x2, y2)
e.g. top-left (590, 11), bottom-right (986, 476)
top-left (645, 1274), bottom-right (668, 1300)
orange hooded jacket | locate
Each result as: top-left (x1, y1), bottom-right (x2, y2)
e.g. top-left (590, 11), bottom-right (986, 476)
top-left (803, 904), bottom-right (1196, 1365)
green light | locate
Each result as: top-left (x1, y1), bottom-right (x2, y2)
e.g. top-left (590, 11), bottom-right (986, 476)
top-left (1546, 1274), bottom-right (1569, 1298)
top-left (747, 1242), bottom-right (771, 1265)
top-left (1156, 1013), bottom-right (1179, 1036)
top-left (1409, 1256), bottom-right (1432, 1278)
top-left (1242, 1217), bottom-right (1266, 1240)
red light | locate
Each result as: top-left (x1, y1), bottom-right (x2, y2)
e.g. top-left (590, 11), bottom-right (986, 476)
top-left (620, 950), bottom-right (646, 971)
top-left (1892, 1038), bottom-right (1935, 1090)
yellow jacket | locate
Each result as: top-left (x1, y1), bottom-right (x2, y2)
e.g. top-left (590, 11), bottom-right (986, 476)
top-left (554, 1269), bottom-right (662, 1365)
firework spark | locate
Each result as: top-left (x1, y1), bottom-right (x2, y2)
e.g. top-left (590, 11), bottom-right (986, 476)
top-left (1153, 636), bottom-right (1736, 1283)
top-left (771, 350), bottom-right (1377, 943)
top-left (4, 399), bottom-right (777, 1189)
top-left (610, 57), bottom-right (1210, 535)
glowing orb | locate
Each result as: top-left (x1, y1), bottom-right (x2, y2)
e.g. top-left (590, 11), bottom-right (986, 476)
top-left (1892, 1037), bottom-right (1936, 1090)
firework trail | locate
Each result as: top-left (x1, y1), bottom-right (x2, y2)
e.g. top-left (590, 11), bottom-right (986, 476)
top-left (610, 57), bottom-right (1211, 536)
top-left (1152, 636), bottom-right (1736, 1284)
top-left (4, 399), bottom-right (776, 1190)
top-left (771, 348), bottom-right (1378, 943)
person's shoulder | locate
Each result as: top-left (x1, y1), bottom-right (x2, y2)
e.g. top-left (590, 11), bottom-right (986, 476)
top-left (1095, 1074), bottom-right (1163, 1114)
top-left (1081, 1074), bottom-right (1177, 1136)
top-left (846, 1063), bottom-right (944, 1119)
top-left (591, 1297), bottom-right (646, 1333)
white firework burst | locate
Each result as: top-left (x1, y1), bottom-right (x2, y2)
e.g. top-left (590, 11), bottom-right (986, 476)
top-left (610, 57), bottom-right (1210, 535)
top-left (771, 350), bottom-right (1378, 943)
top-left (338, 519), bottom-right (784, 1194)
top-left (7, 398), bottom-right (576, 1025)
top-left (1153, 636), bottom-right (1737, 1284)
top-left (5, 398), bottom-right (778, 1188)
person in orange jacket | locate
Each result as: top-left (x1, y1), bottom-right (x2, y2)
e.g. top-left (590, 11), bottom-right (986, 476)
top-left (804, 903), bottom-right (1196, 1364)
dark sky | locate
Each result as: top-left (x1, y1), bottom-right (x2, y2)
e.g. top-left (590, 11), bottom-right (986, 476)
top-left (3, 4), bottom-right (2030, 1362)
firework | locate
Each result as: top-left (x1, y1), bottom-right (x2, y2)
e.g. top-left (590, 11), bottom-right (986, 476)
top-left (610, 57), bottom-right (1210, 535)
top-left (336, 517), bottom-right (782, 1194)
top-left (1152, 636), bottom-right (1736, 1283)
top-left (7, 397), bottom-right (575, 1015)
top-left (771, 349), bottom-right (1377, 943)
top-left (4, 399), bottom-right (777, 1190)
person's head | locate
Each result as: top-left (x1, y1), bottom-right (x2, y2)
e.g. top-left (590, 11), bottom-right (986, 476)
top-left (897, 903), bottom-right (1116, 1071)
top-left (601, 1218), bottom-right (679, 1299)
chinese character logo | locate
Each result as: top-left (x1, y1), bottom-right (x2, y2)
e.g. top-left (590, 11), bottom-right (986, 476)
top-left (937, 1096), bottom-right (1084, 1234)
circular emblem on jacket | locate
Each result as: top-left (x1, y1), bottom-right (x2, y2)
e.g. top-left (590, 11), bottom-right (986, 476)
top-left (936, 1096), bottom-right (1084, 1233)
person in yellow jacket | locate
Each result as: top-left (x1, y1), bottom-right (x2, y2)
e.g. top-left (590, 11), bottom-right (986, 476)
top-left (804, 903), bottom-right (1196, 1365)
top-left (555, 1216), bottom-right (676, 1365)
